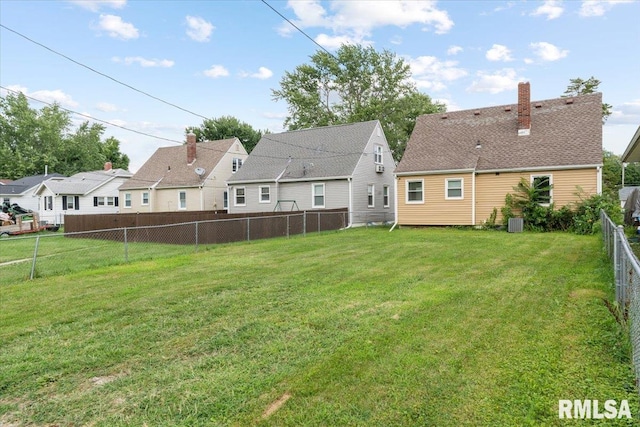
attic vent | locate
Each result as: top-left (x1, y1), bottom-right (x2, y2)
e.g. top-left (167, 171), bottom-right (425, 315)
top-left (474, 110), bottom-right (480, 116)
top-left (565, 98), bottom-right (574, 105)
top-left (504, 106), bottom-right (512, 112)
top-left (441, 114), bottom-right (448, 119)
top-left (535, 103), bottom-right (542, 108)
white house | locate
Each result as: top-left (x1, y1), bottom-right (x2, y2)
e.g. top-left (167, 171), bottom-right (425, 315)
top-left (0, 174), bottom-right (65, 213)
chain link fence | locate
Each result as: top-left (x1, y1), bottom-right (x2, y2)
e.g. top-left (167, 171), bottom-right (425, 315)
top-left (0, 210), bottom-right (355, 282)
top-left (600, 209), bottom-right (640, 390)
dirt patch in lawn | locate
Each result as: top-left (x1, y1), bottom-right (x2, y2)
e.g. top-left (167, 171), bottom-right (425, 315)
top-left (262, 392), bottom-right (291, 419)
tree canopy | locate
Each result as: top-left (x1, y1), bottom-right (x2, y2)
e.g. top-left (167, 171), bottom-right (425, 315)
top-left (185, 115), bottom-right (264, 154)
top-left (562, 76), bottom-right (612, 123)
top-left (0, 92), bottom-right (129, 179)
top-left (272, 44), bottom-right (445, 160)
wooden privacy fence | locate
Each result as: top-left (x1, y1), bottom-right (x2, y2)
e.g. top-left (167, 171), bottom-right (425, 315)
top-left (64, 209), bottom-right (349, 245)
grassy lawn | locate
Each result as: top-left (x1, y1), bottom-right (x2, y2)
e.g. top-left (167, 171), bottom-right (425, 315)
top-left (0, 227), bottom-right (637, 426)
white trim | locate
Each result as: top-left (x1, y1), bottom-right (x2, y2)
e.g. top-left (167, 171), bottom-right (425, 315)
top-left (445, 178), bottom-right (464, 200)
top-left (471, 172), bottom-right (476, 225)
top-left (234, 187), bottom-right (246, 206)
top-left (396, 164), bottom-right (601, 177)
top-left (312, 183), bottom-right (325, 208)
top-left (141, 191), bottom-right (149, 206)
top-left (396, 168), bottom-right (474, 177)
top-left (530, 174), bottom-right (553, 206)
top-left (178, 190), bottom-right (187, 210)
top-left (597, 166), bottom-right (602, 195)
top-left (259, 185), bottom-right (271, 203)
top-left (229, 175), bottom-right (351, 185)
top-left (374, 145), bottom-right (383, 165)
top-left (348, 177), bottom-right (353, 226)
top-left (405, 179), bottom-right (424, 204)
top-left (124, 192), bottom-right (132, 209)
top-left (367, 184), bottom-right (375, 208)
top-left (383, 185), bottom-right (390, 208)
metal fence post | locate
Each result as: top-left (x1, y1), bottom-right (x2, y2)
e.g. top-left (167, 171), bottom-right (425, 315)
top-left (124, 227), bottom-right (129, 262)
top-left (286, 215), bottom-right (290, 238)
top-left (303, 211), bottom-right (307, 237)
top-left (30, 236), bottom-right (40, 280)
top-left (247, 217), bottom-right (250, 241)
top-left (318, 212), bottom-right (321, 232)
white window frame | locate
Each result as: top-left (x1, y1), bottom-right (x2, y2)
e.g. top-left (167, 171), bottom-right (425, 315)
top-left (235, 187), bottom-right (246, 206)
top-left (65, 197), bottom-right (76, 210)
top-left (406, 179), bottom-right (424, 204)
top-left (232, 158), bottom-right (243, 173)
top-left (44, 196), bottom-right (53, 211)
top-left (124, 193), bottom-right (132, 208)
top-left (141, 192), bottom-right (149, 206)
top-left (312, 183), bottom-right (325, 208)
top-left (367, 184), bottom-right (375, 208)
top-left (374, 145), bottom-right (383, 164)
top-left (259, 186), bottom-right (271, 203)
top-left (178, 191), bottom-right (187, 210)
top-left (383, 185), bottom-right (390, 208)
top-left (445, 178), bottom-right (464, 200)
top-left (531, 174), bottom-right (553, 206)
top-left (223, 191), bottom-right (228, 209)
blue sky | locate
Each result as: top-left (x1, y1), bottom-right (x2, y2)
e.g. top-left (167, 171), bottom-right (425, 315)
top-left (1, 0), bottom-right (638, 172)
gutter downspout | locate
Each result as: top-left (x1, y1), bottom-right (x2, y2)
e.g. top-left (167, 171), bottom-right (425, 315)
top-left (274, 157), bottom-right (292, 211)
top-left (472, 155), bottom-right (480, 226)
top-left (389, 175), bottom-right (399, 232)
top-left (346, 177), bottom-right (353, 228)
top-left (597, 165), bottom-right (603, 195)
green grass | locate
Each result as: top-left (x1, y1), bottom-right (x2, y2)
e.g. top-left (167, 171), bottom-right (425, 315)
top-left (0, 227), bottom-right (637, 426)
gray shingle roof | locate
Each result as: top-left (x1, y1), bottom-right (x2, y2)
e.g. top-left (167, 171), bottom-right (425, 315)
top-left (44, 169), bottom-right (131, 195)
top-left (120, 139), bottom-right (238, 190)
top-left (228, 120), bottom-right (379, 183)
top-left (0, 174), bottom-right (65, 196)
top-left (395, 93), bottom-right (603, 174)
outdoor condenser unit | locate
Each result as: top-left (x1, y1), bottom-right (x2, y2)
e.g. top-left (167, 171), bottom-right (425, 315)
top-left (508, 217), bottom-right (524, 233)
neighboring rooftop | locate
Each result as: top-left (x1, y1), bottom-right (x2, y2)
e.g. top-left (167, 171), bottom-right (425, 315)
top-left (0, 174), bottom-right (65, 195)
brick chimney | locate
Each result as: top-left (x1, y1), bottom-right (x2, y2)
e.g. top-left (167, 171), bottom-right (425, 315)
top-left (104, 161), bottom-right (112, 171)
top-left (186, 132), bottom-right (196, 164)
top-left (517, 82), bottom-right (531, 135)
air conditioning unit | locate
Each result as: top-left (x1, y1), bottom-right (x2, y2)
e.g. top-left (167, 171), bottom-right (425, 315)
top-left (375, 164), bottom-right (385, 173)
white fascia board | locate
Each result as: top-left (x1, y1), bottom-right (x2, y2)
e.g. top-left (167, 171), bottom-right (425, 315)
top-left (477, 164), bottom-right (602, 174)
top-left (395, 169), bottom-right (475, 177)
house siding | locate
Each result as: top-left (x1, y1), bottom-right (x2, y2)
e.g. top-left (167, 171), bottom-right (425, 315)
top-left (397, 168), bottom-right (599, 226)
top-left (397, 173), bottom-right (473, 225)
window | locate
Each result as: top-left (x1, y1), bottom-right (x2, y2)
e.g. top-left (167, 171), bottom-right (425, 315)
top-left (141, 192), bottom-right (149, 206)
top-left (232, 158), bottom-right (243, 173)
top-left (446, 179), bottom-right (463, 200)
top-left (374, 145), bottom-right (383, 164)
top-left (223, 191), bottom-right (228, 209)
top-left (44, 196), bottom-right (53, 211)
top-left (62, 195), bottom-right (79, 210)
top-left (94, 196), bottom-right (119, 207)
top-left (259, 186), bottom-right (270, 203)
top-left (178, 191), bottom-right (187, 209)
top-left (383, 185), bottom-right (390, 208)
top-left (124, 193), bottom-right (132, 208)
top-left (235, 187), bottom-right (246, 206)
top-left (532, 175), bottom-right (552, 204)
top-left (367, 184), bottom-right (375, 208)
top-left (406, 180), bottom-right (423, 203)
top-left (312, 183), bottom-right (325, 208)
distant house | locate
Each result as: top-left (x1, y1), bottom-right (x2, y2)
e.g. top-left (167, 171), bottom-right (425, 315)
top-left (34, 163), bottom-right (132, 225)
top-left (0, 174), bottom-right (65, 213)
top-left (226, 120), bottom-right (395, 226)
top-left (394, 82), bottom-right (603, 226)
top-left (118, 135), bottom-right (248, 212)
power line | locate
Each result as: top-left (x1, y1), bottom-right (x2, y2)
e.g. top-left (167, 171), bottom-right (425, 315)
top-left (259, 0), bottom-right (340, 62)
top-left (0, 24), bottom-right (210, 121)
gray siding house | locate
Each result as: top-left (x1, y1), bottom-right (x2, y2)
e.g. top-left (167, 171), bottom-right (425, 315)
top-left (227, 120), bottom-right (395, 226)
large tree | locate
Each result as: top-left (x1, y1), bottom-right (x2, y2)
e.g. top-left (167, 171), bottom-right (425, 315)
top-left (562, 76), bottom-right (612, 123)
top-left (272, 44), bottom-right (445, 160)
top-left (0, 92), bottom-right (129, 179)
top-left (186, 115), bottom-right (264, 153)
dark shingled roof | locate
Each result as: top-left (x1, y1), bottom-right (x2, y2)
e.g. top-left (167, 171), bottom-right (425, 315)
top-left (395, 92), bottom-right (603, 174)
top-left (120, 138), bottom-right (238, 190)
top-left (0, 174), bottom-right (65, 196)
top-left (228, 120), bottom-right (380, 183)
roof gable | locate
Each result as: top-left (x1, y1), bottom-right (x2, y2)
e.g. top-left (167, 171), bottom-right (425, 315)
top-left (229, 121), bottom-right (382, 182)
top-left (120, 138), bottom-right (240, 190)
top-left (396, 93), bottom-right (603, 174)
top-left (0, 173), bottom-right (65, 196)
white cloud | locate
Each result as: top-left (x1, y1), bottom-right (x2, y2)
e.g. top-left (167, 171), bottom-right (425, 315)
top-left (203, 65), bottom-right (229, 78)
top-left (97, 14), bottom-right (139, 40)
top-left (4, 85), bottom-right (79, 108)
top-left (241, 67), bottom-right (273, 80)
top-left (390, 35), bottom-right (403, 45)
top-left (528, 41), bottom-right (569, 62)
top-left (467, 68), bottom-right (524, 94)
top-left (408, 56), bottom-right (467, 92)
top-left (314, 33), bottom-right (366, 50)
top-left (579, 0), bottom-right (634, 17)
top-left (112, 56), bottom-right (175, 68)
top-left (185, 15), bottom-right (214, 42)
top-left (486, 44), bottom-right (513, 62)
top-left (279, 0), bottom-right (454, 47)
top-left (447, 45), bottom-right (463, 56)
top-left (609, 99), bottom-right (640, 125)
top-left (68, 0), bottom-right (126, 12)
top-left (531, 0), bottom-right (564, 19)
top-left (96, 102), bottom-right (118, 112)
